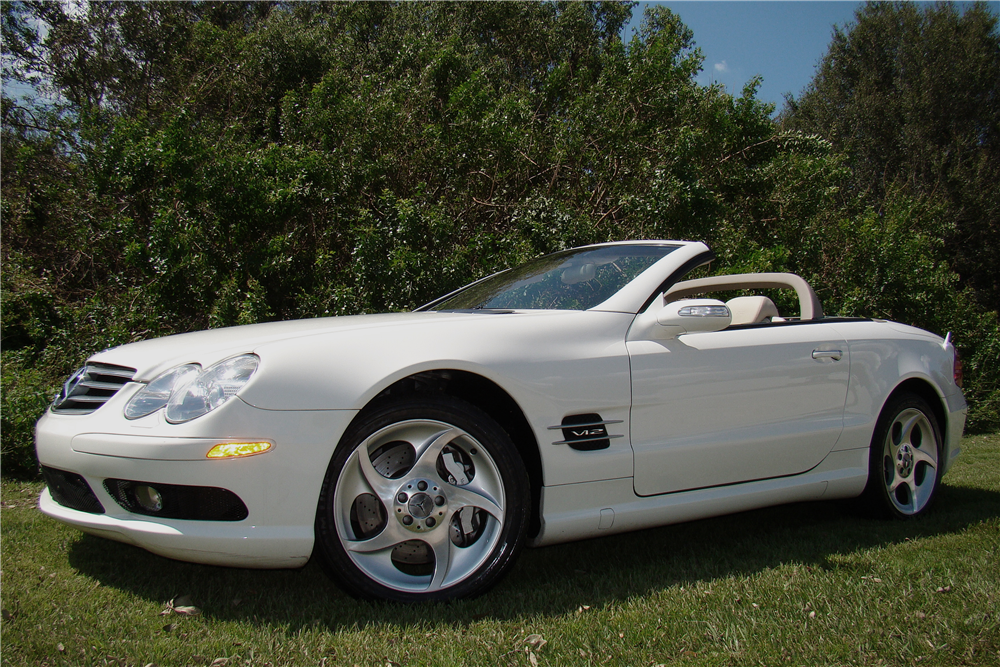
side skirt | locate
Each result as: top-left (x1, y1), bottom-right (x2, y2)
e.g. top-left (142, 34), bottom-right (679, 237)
top-left (530, 448), bottom-right (868, 547)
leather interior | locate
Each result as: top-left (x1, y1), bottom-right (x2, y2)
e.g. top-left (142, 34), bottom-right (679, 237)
top-left (726, 296), bottom-right (779, 325)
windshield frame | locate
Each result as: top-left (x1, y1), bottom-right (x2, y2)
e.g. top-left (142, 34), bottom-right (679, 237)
top-left (418, 242), bottom-right (683, 313)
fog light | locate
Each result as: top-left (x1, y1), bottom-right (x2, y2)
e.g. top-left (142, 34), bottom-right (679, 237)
top-left (133, 485), bottom-right (163, 512)
top-left (206, 442), bottom-right (272, 459)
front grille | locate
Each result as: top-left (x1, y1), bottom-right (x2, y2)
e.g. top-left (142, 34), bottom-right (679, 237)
top-left (51, 362), bottom-right (136, 415)
top-left (41, 466), bottom-right (106, 514)
top-left (103, 479), bottom-right (249, 521)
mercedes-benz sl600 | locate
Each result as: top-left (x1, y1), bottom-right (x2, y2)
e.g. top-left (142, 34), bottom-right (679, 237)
top-left (36, 241), bottom-right (967, 601)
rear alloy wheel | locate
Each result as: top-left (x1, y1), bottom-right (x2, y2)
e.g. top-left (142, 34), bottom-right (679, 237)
top-left (314, 395), bottom-right (529, 602)
top-left (863, 393), bottom-right (943, 519)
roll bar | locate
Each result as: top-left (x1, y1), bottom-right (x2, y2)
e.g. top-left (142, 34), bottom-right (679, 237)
top-left (664, 272), bottom-right (824, 320)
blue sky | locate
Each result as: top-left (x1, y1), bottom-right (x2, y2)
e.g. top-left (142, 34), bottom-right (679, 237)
top-left (624, 1), bottom-right (865, 111)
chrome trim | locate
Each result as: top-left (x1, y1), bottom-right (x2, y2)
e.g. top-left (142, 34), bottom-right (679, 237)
top-left (77, 379), bottom-right (130, 391)
top-left (87, 365), bottom-right (137, 379)
top-left (552, 434), bottom-right (625, 446)
top-left (51, 362), bottom-right (136, 415)
top-left (547, 419), bottom-right (624, 430)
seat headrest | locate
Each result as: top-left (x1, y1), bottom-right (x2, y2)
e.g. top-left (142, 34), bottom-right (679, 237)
top-left (726, 296), bottom-right (779, 325)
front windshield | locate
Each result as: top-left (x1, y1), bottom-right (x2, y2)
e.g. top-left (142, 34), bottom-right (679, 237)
top-left (427, 244), bottom-right (678, 311)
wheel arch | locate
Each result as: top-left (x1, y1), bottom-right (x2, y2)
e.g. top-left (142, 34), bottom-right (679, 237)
top-left (349, 369), bottom-right (544, 539)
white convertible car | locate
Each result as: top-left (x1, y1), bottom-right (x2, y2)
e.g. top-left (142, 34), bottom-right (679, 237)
top-left (36, 240), bottom-right (967, 601)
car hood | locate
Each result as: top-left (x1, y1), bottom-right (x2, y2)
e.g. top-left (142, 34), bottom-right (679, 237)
top-left (90, 307), bottom-right (638, 412)
top-left (92, 311), bottom-right (495, 380)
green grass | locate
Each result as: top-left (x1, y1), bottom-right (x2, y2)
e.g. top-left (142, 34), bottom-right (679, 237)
top-left (3, 434), bottom-right (999, 666)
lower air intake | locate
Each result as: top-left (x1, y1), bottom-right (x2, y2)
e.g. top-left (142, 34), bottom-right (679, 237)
top-left (103, 479), bottom-right (249, 521)
top-left (42, 466), bottom-right (105, 514)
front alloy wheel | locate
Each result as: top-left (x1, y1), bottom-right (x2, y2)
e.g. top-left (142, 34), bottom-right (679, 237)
top-left (314, 395), bottom-right (529, 602)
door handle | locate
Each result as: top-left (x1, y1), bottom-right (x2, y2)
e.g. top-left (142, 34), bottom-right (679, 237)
top-left (812, 349), bottom-right (843, 361)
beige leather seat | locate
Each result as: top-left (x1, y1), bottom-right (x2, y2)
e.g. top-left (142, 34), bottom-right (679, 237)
top-left (726, 296), bottom-right (779, 325)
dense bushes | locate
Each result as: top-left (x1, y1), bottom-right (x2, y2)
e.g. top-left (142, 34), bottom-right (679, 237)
top-left (2, 1), bottom-right (997, 479)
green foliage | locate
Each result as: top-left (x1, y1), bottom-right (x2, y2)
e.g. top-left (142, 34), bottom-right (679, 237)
top-left (820, 193), bottom-right (956, 325)
top-left (2, 1), bottom-right (998, 476)
top-left (801, 190), bottom-right (999, 433)
top-left (784, 0), bottom-right (1000, 308)
top-left (950, 303), bottom-right (1000, 433)
top-left (781, 0), bottom-right (1000, 432)
top-left (0, 354), bottom-right (52, 478)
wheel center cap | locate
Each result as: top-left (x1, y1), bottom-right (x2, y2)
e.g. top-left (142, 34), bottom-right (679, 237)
top-left (407, 492), bottom-right (434, 519)
top-left (394, 479), bottom-right (447, 532)
top-left (897, 445), bottom-right (914, 476)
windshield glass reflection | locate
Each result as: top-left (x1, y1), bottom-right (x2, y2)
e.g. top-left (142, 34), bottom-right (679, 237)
top-left (429, 244), bottom-right (678, 311)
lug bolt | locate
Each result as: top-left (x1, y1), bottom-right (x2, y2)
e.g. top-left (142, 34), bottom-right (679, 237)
top-left (434, 495), bottom-right (445, 506)
top-left (426, 517), bottom-right (436, 527)
top-left (417, 480), bottom-right (428, 491)
top-left (396, 492), bottom-right (408, 503)
top-left (402, 515), bottom-right (413, 526)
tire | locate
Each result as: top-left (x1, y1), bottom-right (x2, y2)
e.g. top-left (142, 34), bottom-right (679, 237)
top-left (314, 394), bottom-right (530, 602)
top-left (860, 393), bottom-right (943, 519)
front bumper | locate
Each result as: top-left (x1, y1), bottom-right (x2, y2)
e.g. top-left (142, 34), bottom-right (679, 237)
top-left (35, 388), bottom-right (357, 568)
top-left (39, 488), bottom-right (311, 567)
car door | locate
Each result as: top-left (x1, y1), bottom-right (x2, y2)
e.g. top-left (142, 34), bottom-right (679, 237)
top-left (627, 322), bottom-right (849, 496)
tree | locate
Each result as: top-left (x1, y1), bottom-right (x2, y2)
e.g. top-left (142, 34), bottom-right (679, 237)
top-left (4, 2), bottom-right (996, 478)
top-left (783, 1), bottom-right (1000, 307)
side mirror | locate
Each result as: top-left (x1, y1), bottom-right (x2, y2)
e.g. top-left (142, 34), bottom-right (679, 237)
top-left (628, 297), bottom-right (732, 341)
top-left (656, 299), bottom-right (732, 337)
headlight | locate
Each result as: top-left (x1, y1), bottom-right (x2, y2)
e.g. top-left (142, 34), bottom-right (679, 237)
top-left (124, 364), bottom-right (201, 420)
top-left (165, 354), bottom-right (259, 423)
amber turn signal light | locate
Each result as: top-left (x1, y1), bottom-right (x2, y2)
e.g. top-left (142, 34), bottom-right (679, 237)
top-left (206, 442), bottom-right (272, 459)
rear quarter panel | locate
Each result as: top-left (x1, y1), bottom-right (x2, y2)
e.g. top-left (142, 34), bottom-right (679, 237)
top-left (828, 320), bottom-right (964, 467)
